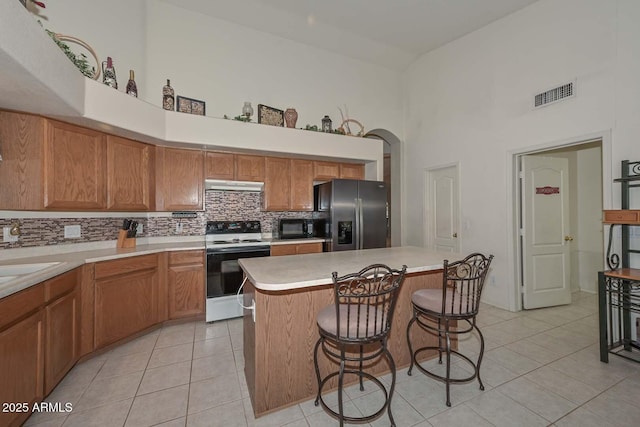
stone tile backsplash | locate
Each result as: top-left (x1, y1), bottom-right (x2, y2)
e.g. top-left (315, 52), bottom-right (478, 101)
top-left (0, 191), bottom-right (313, 250)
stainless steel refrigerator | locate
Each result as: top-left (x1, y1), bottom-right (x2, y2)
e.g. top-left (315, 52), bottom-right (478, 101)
top-left (314, 179), bottom-right (388, 251)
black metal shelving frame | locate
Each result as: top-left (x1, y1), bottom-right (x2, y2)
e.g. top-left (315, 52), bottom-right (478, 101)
top-left (599, 160), bottom-right (640, 363)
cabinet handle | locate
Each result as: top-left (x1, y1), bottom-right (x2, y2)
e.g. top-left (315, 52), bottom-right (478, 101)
top-left (452, 233), bottom-right (458, 238)
top-left (564, 235), bottom-right (574, 241)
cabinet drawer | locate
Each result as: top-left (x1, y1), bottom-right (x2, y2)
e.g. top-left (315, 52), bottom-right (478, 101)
top-left (603, 210), bottom-right (640, 224)
top-left (45, 269), bottom-right (78, 302)
top-left (0, 283), bottom-right (45, 331)
top-left (95, 254), bottom-right (158, 280)
top-left (169, 250), bottom-right (204, 266)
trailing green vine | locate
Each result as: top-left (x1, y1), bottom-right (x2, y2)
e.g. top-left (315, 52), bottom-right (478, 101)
top-left (44, 28), bottom-right (96, 78)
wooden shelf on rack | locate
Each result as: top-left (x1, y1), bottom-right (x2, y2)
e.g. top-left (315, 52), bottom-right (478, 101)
top-left (603, 210), bottom-right (640, 224)
top-left (603, 268), bottom-right (640, 281)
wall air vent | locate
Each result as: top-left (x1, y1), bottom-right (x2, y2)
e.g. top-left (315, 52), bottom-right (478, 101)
top-left (534, 81), bottom-right (574, 108)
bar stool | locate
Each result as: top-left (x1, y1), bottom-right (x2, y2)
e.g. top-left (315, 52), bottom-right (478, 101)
top-left (313, 263), bottom-right (407, 426)
top-left (406, 253), bottom-right (493, 406)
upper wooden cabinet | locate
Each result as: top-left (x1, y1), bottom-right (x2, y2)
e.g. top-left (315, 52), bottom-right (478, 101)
top-left (106, 136), bottom-right (154, 211)
top-left (205, 151), bottom-right (235, 180)
top-left (206, 151), bottom-right (265, 182)
top-left (290, 159), bottom-right (314, 211)
top-left (339, 163), bottom-right (365, 180)
top-left (264, 157), bottom-right (291, 211)
top-left (156, 146), bottom-right (204, 211)
top-left (0, 111), bottom-right (155, 211)
top-left (313, 160), bottom-right (364, 181)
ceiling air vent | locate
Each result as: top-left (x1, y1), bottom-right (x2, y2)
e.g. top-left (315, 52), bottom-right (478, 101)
top-left (534, 82), bottom-right (574, 108)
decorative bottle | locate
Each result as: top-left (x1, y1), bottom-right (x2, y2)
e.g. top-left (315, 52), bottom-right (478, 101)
top-left (242, 102), bottom-right (254, 121)
top-left (126, 70), bottom-right (138, 97)
top-left (102, 57), bottom-right (118, 89)
top-left (163, 79), bottom-right (175, 111)
top-left (321, 115), bottom-right (332, 133)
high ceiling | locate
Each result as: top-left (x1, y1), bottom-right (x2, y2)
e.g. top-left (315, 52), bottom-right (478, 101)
top-left (162, 0), bottom-right (540, 70)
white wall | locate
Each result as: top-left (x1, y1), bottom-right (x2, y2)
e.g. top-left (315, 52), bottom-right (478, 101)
top-left (144, 1), bottom-right (403, 136)
top-left (402, 0), bottom-right (633, 309)
top-left (37, 0), bottom-right (147, 89)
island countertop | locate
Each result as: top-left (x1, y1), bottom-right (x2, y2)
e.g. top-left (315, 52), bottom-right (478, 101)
top-left (239, 246), bottom-right (460, 291)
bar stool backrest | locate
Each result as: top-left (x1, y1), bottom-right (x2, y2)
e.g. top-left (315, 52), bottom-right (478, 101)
top-left (331, 264), bottom-right (407, 343)
top-left (442, 253), bottom-right (493, 318)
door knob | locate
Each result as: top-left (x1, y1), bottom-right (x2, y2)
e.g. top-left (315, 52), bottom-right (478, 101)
top-left (564, 235), bottom-right (574, 241)
top-left (452, 233), bottom-right (458, 238)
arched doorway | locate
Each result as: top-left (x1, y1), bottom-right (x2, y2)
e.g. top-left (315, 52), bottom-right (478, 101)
top-left (365, 128), bottom-right (402, 247)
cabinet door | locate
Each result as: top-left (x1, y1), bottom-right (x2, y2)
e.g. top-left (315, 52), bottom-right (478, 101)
top-left (313, 161), bottom-right (341, 181)
top-left (290, 159), bottom-right (314, 211)
top-left (0, 311), bottom-right (44, 427)
top-left (0, 111), bottom-right (45, 210)
top-left (340, 163), bottom-right (365, 180)
top-left (168, 264), bottom-right (205, 319)
top-left (45, 290), bottom-right (79, 394)
top-left (205, 152), bottom-right (235, 180)
top-left (156, 147), bottom-right (204, 211)
top-left (296, 242), bottom-right (323, 254)
top-left (270, 244), bottom-right (298, 256)
top-left (106, 136), bottom-right (153, 211)
top-left (236, 154), bottom-right (265, 182)
top-left (94, 268), bottom-right (158, 349)
top-left (264, 157), bottom-right (291, 211)
top-left (44, 120), bottom-right (106, 209)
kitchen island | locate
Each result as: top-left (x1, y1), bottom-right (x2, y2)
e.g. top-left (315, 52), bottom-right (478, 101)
top-left (239, 246), bottom-right (459, 417)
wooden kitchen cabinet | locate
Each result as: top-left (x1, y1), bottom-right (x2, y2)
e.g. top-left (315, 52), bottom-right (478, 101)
top-left (271, 242), bottom-right (323, 256)
top-left (340, 162), bottom-right (365, 180)
top-left (0, 111), bottom-right (107, 210)
top-left (44, 120), bottom-right (107, 210)
top-left (44, 270), bottom-right (80, 395)
top-left (263, 157), bottom-right (291, 211)
top-left (235, 154), bottom-right (265, 182)
top-left (205, 151), bottom-right (235, 180)
top-left (313, 161), bottom-right (341, 181)
top-left (94, 254), bottom-right (159, 349)
top-left (290, 159), bottom-right (314, 211)
top-left (264, 158), bottom-right (314, 211)
top-left (206, 152), bottom-right (265, 182)
top-left (313, 160), bottom-right (364, 181)
top-left (168, 250), bottom-right (205, 319)
top-left (156, 146), bottom-right (204, 211)
top-left (0, 284), bottom-right (45, 427)
top-left (106, 135), bottom-right (154, 211)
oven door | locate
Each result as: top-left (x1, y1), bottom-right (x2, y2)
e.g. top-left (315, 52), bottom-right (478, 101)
top-left (206, 245), bottom-right (270, 298)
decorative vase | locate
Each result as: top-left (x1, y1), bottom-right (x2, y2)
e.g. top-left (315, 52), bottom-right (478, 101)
top-left (321, 115), bottom-right (332, 133)
top-left (102, 57), bottom-right (118, 89)
top-left (242, 102), bottom-right (254, 120)
top-left (284, 108), bottom-right (298, 128)
top-left (163, 79), bottom-right (175, 111)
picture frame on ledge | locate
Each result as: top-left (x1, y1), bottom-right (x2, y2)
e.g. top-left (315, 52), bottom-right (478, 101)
top-left (257, 104), bottom-right (284, 127)
top-left (176, 96), bottom-right (206, 116)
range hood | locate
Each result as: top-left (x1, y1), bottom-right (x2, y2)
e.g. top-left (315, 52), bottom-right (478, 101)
top-left (204, 179), bottom-right (264, 192)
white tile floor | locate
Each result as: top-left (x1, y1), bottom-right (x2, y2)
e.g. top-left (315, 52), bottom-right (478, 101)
top-left (24, 292), bottom-right (640, 426)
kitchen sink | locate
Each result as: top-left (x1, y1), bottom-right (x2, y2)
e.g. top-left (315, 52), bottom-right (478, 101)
top-left (0, 262), bottom-right (62, 277)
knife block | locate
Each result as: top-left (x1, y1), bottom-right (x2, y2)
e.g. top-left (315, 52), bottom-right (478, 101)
top-left (116, 229), bottom-right (136, 248)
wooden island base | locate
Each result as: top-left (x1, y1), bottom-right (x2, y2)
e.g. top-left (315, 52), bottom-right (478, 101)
top-left (242, 270), bottom-right (446, 417)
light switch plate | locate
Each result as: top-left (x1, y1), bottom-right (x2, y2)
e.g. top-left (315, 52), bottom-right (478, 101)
top-left (3, 227), bottom-right (18, 243)
top-left (64, 225), bottom-right (81, 239)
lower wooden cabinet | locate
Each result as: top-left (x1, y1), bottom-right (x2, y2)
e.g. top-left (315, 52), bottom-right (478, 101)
top-left (271, 242), bottom-right (323, 256)
top-left (168, 250), bottom-right (205, 319)
top-left (94, 255), bottom-right (159, 349)
top-left (0, 310), bottom-right (44, 427)
top-left (44, 288), bottom-right (79, 394)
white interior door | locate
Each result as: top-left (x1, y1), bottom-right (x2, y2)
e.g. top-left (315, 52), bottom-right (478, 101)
top-left (521, 155), bottom-right (571, 309)
top-left (427, 166), bottom-right (459, 252)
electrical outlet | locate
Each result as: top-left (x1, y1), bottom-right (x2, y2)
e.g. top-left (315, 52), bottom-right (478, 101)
top-left (3, 227), bottom-right (18, 243)
top-left (64, 225), bottom-right (81, 239)
top-left (252, 299), bottom-right (256, 323)
top-left (136, 223), bottom-right (143, 235)
top-left (175, 223), bottom-right (183, 233)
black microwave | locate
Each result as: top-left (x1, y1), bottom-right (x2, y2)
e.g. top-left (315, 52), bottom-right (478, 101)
top-left (279, 218), bottom-right (326, 239)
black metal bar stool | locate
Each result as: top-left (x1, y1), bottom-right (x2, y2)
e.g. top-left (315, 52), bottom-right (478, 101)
top-left (406, 253), bottom-right (493, 406)
top-left (313, 263), bottom-right (407, 426)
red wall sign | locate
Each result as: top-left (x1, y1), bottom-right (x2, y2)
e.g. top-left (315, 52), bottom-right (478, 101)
top-left (536, 186), bottom-right (560, 195)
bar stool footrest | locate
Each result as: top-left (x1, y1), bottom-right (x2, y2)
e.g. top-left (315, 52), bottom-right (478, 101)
top-left (410, 346), bottom-right (479, 384)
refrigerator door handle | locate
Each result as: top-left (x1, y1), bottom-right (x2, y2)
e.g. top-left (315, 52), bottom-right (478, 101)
top-left (354, 198), bottom-right (360, 249)
top-left (358, 198), bottom-right (364, 249)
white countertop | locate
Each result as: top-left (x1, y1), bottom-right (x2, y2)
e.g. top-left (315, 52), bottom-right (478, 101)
top-left (239, 246), bottom-right (461, 292)
top-left (0, 241), bottom-right (205, 299)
